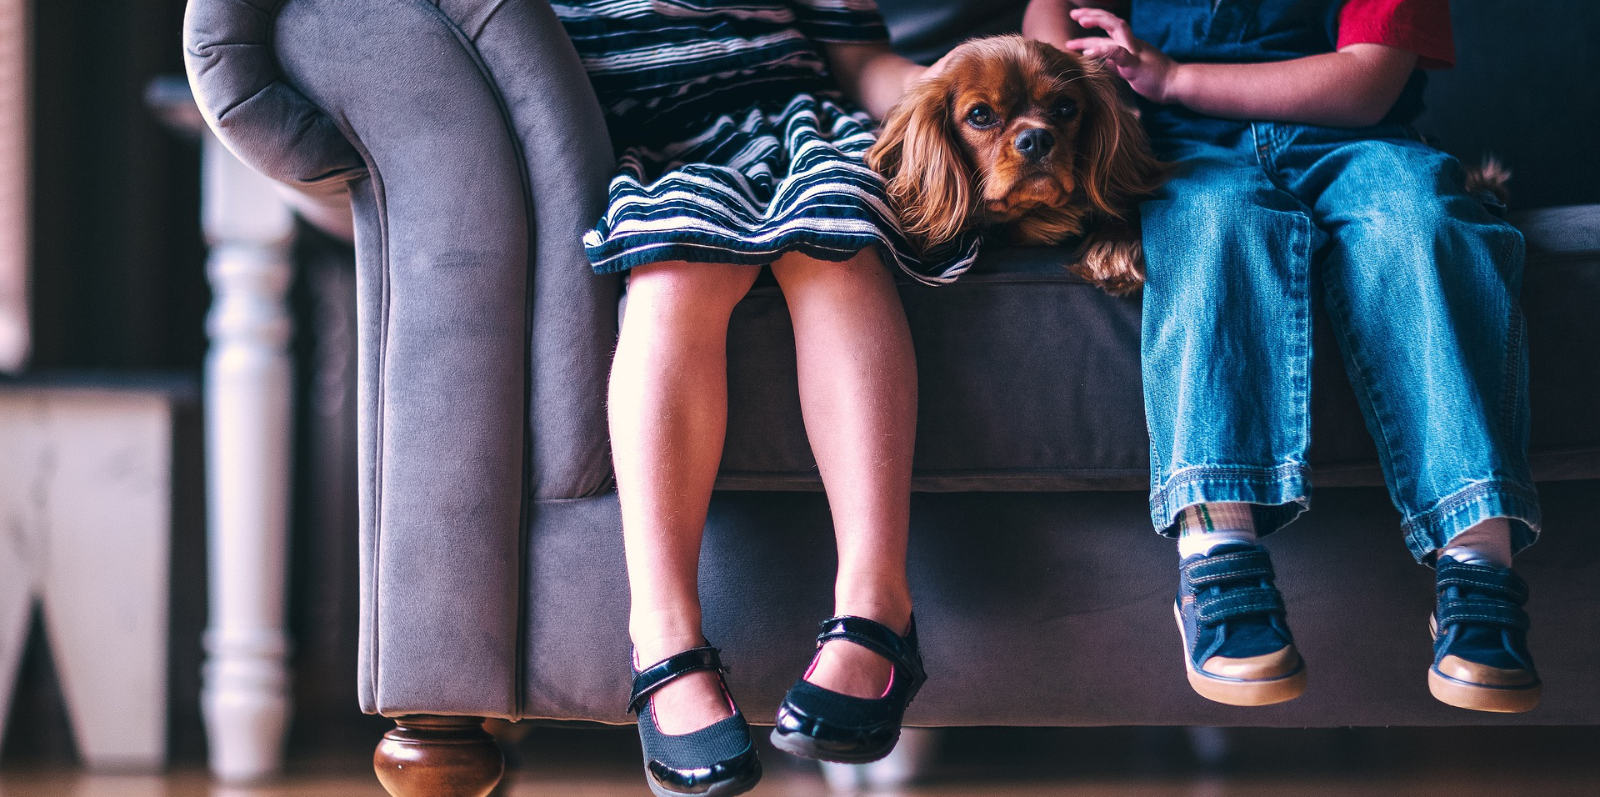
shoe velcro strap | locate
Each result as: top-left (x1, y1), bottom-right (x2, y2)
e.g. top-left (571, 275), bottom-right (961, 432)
top-left (816, 615), bottom-right (926, 684)
top-left (629, 646), bottom-right (725, 714)
top-left (1437, 599), bottom-right (1530, 631)
top-left (1183, 550), bottom-right (1275, 587)
top-left (1437, 572), bottom-right (1529, 604)
top-left (1436, 560), bottom-right (1529, 604)
top-left (1195, 587), bottom-right (1285, 626)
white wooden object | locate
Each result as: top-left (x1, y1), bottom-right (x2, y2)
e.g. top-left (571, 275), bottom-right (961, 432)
top-left (0, 0), bottom-right (30, 371)
top-left (0, 387), bottom-right (173, 771)
top-left (198, 130), bottom-right (296, 783)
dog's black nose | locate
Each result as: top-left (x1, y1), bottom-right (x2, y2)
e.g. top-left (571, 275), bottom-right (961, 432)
top-left (1015, 128), bottom-right (1055, 160)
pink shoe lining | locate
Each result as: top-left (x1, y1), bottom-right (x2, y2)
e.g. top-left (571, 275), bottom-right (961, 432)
top-left (805, 641), bottom-right (897, 698)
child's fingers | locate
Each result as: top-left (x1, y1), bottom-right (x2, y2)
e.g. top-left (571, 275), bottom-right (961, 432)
top-left (1063, 37), bottom-right (1120, 57)
top-left (1069, 7), bottom-right (1138, 52)
top-left (1063, 39), bottom-right (1115, 58)
top-left (1066, 40), bottom-right (1133, 69)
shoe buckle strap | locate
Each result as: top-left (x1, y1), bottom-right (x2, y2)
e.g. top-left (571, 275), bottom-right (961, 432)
top-left (815, 615), bottom-right (926, 685)
top-left (1195, 587), bottom-right (1285, 626)
top-left (1436, 599), bottom-right (1530, 631)
top-left (628, 646), bottom-right (726, 715)
top-left (1183, 550), bottom-right (1275, 587)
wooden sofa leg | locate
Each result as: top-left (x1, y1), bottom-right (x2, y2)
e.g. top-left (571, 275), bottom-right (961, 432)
top-left (373, 715), bottom-right (504, 797)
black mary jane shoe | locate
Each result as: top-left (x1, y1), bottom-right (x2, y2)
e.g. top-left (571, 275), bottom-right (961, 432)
top-left (770, 615), bottom-right (928, 764)
top-left (629, 646), bottom-right (762, 797)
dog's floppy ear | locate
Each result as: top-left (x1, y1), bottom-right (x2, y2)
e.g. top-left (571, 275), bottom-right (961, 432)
top-left (1076, 60), bottom-right (1168, 219)
top-left (866, 77), bottom-right (973, 253)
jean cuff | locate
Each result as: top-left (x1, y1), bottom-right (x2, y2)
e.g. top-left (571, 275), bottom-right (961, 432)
top-left (1402, 480), bottom-right (1542, 563)
top-left (1150, 462), bottom-right (1312, 538)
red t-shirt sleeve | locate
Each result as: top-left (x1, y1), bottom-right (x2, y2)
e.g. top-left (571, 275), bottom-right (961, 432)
top-left (1337, 0), bottom-right (1456, 69)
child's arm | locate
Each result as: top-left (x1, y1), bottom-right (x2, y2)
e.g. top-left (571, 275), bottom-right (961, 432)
top-left (823, 43), bottom-right (929, 120)
top-left (1022, 0), bottom-right (1127, 48)
top-left (1066, 8), bottom-right (1418, 128)
top-left (826, 0), bottom-right (1122, 120)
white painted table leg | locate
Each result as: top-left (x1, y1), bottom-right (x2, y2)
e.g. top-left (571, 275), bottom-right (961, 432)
top-left (198, 132), bottom-right (296, 783)
top-left (0, 388), bottom-right (173, 772)
top-left (40, 391), bottom-right (173, 770)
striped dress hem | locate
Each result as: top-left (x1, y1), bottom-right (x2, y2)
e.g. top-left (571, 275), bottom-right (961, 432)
top-left (560, 0), bottom-right (981, 285)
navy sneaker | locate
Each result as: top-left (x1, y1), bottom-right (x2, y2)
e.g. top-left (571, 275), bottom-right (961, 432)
top-left (1175, 543), bottom-right (1306, 706)
top-left (1429, 555), bottom-right (1541, 713)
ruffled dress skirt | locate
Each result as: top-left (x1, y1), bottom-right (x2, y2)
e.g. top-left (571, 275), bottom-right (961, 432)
top-left (584, 92), bottom-right (978, 286)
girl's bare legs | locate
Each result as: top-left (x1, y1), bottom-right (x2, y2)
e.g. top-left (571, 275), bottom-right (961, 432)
top-left (770, 249), bottom-right (918, 698)
top-left (611, 261), bottom-right (759, 734)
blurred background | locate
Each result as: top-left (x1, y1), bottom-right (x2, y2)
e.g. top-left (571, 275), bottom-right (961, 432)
top-left (0, 1), bottom-right (1597, 795)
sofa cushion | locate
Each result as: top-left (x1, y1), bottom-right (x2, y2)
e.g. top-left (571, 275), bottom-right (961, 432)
top-left (714, 205), bottom-right (1600, 492)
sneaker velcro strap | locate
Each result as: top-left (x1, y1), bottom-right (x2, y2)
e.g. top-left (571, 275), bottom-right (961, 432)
top-left (1195, 586), bottom-right (1286, 626)
top-left (1437, 572), bottom-right (1529, 604)
top-left (1436, 560), bottom-right (1529, 604)
top-left (629, 646), bottom-right (726, 714)
top-left (1183, 549), bottom-right (1275, 587)
top-left (1437, 599), bottom-right (1530, 631)
top-left (816, 615), bottom-right (926, 685)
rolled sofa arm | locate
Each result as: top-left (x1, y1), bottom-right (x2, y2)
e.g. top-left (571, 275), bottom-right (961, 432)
top-left (185, 0), bottom-right (618, 719)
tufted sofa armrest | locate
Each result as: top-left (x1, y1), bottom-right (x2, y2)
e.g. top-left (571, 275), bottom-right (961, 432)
top-left (185, 0), bottom-right (618, 719)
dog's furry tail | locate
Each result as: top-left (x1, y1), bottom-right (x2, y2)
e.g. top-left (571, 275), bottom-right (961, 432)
top-left (1464, 155), bottom-right (1511, 205)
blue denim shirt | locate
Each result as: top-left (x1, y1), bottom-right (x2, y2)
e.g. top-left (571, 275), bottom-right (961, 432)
top-left (1129, 0), bottom-right (1429, 124)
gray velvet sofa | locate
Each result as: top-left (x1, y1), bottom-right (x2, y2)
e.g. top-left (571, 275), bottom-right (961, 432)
top-left (184, 0), bottom-right (1600, 793)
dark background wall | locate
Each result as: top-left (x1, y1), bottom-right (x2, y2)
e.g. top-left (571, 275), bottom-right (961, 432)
top-left (28, 0), bottom-right (207, 370)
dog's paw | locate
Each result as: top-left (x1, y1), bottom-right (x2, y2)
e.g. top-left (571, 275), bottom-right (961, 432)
top-left (1071, 234), bottom-right (1145, 297)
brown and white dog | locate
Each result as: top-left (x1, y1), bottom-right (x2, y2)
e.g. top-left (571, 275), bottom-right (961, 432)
top-left (867, 35), bottom-right (1169, 296)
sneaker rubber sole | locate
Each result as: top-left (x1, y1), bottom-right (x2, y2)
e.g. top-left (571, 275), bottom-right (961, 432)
top-left (1174, 601), bottom-right (1307, 707)
top-left (1426, 667), bottom-right (1541, 713)
top-left (1427, 615), bottom-right (1541, 714)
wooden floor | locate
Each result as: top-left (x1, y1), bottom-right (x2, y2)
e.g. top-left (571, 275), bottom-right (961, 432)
top-left (4, 725), bottom-right (1599, 796)
top-left (3, 769), bottom-right (1600, 797)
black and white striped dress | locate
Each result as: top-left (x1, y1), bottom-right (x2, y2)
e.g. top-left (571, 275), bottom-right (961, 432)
top-left (555, 0), bottom-right (979, 284)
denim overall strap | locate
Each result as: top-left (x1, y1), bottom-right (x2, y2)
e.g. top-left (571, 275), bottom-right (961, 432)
top-left (1131, 0), bottom-right (1341, 64)
top-left (1130, 0), bottom-right (1427, 123)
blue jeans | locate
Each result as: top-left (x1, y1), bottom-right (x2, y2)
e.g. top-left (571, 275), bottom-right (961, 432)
top-left (1139, 113), bottom-right (1539, 561)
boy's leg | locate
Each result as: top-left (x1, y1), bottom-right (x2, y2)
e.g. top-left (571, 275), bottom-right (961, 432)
top-left (609, 261), bottom-right (760, 733)
top-left (769, 247), bottom-right (917, 700)
top-left (1291, 135), bottom-right (1538, 560)
top-left (1288, 133), bottom-right (1539, 711)
top-left (1141, 133), bottom-right (1319, 706)
top-left (1142, 141), bottom-right (1323, 539)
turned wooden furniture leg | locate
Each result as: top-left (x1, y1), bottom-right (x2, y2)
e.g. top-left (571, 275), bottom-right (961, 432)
top-left (198, 129), bottom-right (297, 783)
top-left (374, 715), bottom-right (505, 797)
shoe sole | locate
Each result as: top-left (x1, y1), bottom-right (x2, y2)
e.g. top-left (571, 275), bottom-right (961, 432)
top-left (769, 727), bottom-right (897, 765)
top-left (1174, 602), bottom-right (1307, 707)
top-left (1426, 615), bottom-right (1541, 713)
top-left (1426, 667), bottom-right (1541, 713)
top-left (646, 760), bottom-right (762, 797)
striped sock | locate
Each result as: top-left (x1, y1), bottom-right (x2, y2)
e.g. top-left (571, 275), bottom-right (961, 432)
top-left (1176, 503), bottom-right (1258, 559)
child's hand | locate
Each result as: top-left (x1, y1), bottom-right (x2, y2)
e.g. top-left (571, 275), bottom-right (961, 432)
top-left (1063, 8), bottom-right (1180, 104)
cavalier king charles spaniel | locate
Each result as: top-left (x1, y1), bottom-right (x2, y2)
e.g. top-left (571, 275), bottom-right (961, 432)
top-left (868, 35), bottom-right (1169, 295)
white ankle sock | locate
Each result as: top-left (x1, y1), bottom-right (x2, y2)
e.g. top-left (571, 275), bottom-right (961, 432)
top-left (1442, 518), bottom-right (1513, 568)
top-left (1176, 503), bottom-right (1258, 559)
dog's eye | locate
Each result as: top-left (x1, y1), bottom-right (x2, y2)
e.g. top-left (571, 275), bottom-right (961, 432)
top-left (1053, 99), bottom-right (1079, 120)
top-left (966, 104), bottom-right (997, 129)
